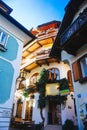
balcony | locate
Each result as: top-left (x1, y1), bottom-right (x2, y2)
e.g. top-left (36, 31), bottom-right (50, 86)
top-left (37, 29), bottom-right (58, 41)
top-left (35, 49), bottom-right (50, 60)
top-left (60, 8), bottom-right (87, 55)
top-left (21, 49), bottom-right (58, 72)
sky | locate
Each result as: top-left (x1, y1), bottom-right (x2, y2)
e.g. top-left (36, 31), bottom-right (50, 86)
top-left (3, 0), bottom-right (69, 30)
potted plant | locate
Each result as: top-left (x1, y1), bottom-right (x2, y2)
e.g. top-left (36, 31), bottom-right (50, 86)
top-left (23, 85), bottom-right (36, 98)
top-left (59, 78), bottom-right (70, 96)
top-left (62, 119), bottom-right (75, 130)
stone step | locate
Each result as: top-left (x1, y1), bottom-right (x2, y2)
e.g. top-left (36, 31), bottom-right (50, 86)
top-left (44, 125), bottom-right (62, 130)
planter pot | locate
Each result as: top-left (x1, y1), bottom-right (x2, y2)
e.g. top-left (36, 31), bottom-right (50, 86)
top-left (59, 89), bottom-right (70, 96)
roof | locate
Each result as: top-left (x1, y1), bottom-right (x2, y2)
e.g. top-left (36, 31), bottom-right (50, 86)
top-left (31, 20), bottom-right (61, 35)
top-left (58, 0), bottom-right (85, 36)
top-left (37, 20), bottom-right (61, 31)
top-left (50, 0), bottom-right (85, 58)
top-left (0, 8), bottom-right (36, 44)
top-left (0, 0), bottom-right (13, 14)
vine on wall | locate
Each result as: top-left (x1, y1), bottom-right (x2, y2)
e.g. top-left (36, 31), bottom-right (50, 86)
top-left (23, 68), bottom-right (70, 124)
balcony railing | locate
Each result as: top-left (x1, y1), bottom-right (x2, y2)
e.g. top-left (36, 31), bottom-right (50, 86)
top-left (21, 50), bottom-right (51, 69)
top-left (37, 29), bottom-right (58, 41)
top-left (60, 8), bottom-right (87, 46)
top-left (36, 53), bottom-right (49, 60)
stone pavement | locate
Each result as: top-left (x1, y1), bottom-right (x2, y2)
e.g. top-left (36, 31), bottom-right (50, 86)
top-left (9, 125), bottom-right (62, 130)
top-left (44, 125), bottom-right (62, 130)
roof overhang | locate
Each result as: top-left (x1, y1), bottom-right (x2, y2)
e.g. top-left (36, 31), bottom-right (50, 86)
top-left (0, 0), bottom-right (13, 14)
top-left (50, 0), bottom-right (86, 58)
top-left (0, 8), bottom-right (36, 45)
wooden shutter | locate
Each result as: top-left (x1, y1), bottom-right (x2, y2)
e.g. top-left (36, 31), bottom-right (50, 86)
top-left (54, 68), bottom-right (56, 79)
top-left (72, 61), bottom-right (81, 82)
top-left (48, 70), bottom-right (52, 80)
top-left (67, 70), bottom-right (74, 92)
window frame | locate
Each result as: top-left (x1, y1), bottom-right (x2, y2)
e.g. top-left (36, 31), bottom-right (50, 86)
top-left (80, 57), bottom-right (87, 78)
top-left (48, 68), bottom-right (60, 82)
top-left (30, 73), bottom-right (39, 85)
top-left (79, 54), bottom-right (87, 83)
top-left (0, 30), bottom-right (8, 51)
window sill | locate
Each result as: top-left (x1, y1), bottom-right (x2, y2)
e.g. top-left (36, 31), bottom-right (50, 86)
top-left (0, 44), bottom-right (7, 52)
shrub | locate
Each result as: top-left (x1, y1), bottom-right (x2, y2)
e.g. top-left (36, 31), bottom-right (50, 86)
top-left (62, 119), bottom-right (74, 130)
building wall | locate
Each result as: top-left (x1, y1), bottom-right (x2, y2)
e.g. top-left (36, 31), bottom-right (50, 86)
top-left (61, 1), bottom-right (87, 129)
top-left (0, 15), bottom-right (31, 43)
top-left (61, 92), bottom-right (76, 125)
top-left (16, 61), bottom-right (76, 126)
top-left (62, 46), bottom-right (87, 129)
top-left (70, 46), bottom-right (87, 130)
top-left (0, 19), bottom-right (23, 130)
top-left (32, 93), bottom-right (42, 124)
top-left (70, 1), bottom-right (87, 129)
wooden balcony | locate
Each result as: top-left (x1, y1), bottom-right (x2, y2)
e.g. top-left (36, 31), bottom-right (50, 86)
top-left (37, 29), bottom-right (58, 41)
top-left (60, 8), bottom-right (87, 55)
top-left (21, 49), bottom-right (50, 67)
top-left (21, 50), bottom-right (58, 72)
top-left (35, 49), bottom-right (50, 60)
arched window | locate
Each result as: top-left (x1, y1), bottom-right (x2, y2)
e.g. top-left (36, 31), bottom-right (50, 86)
top-left (30, 73), bottom-right (39, 85)
top-left (48, 68), bottom-right (60, 82)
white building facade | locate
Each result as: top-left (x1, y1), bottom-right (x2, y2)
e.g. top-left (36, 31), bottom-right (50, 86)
top-left (13, 21), bottom-right (76, 127)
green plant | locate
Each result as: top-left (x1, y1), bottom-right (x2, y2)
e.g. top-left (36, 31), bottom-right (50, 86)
top-left (35, 70), bottom-right (70, 124)
top-left (23, 85), bottom-right (36, 98)
top-left (46, 95), bottom-right (67, 104)
top-left (62, 119), bottom-right (75, 130)
top-left (59, 78), bottom-right (70, 91)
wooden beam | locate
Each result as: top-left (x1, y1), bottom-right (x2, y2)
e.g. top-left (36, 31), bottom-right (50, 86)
top-left (45, 59), bottom-right (49, 66)
top-left (35, 61), bottom-right (42, 67)
top-left (37, 41), bottom-right (42, 47)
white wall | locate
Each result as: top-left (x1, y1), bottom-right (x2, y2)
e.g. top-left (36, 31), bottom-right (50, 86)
top-left (62, 46), bottom-right (87, 129)
top-left (61, 92), bottom-right (76, 125)
top-left (70, 46), bottom-right (87, 130)
top-left (32, 93), bottom-right (42, 124)
top-left (0, 15), bottom-right (32, 44)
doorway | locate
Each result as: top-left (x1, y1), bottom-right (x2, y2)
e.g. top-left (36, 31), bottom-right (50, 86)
top-left (48, 101), bottom-right (61, 125)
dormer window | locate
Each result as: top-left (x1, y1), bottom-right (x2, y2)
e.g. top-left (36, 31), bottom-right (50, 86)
top-left (0, 30), bottom-right (7, 51)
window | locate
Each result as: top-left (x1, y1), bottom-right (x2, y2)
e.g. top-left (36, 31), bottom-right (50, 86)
top-left (30, 73), bottom-right (39, 85)
top-left (48, 68), bottom-right (60, 82)
top-left (80, 57), bottom-right (87, 78)
top-left (72, 54), bottom-right (87, 83)
top-left (0, 30), bottom-right (7, 51)
top-left (67, 70), bottom-right (74, 92)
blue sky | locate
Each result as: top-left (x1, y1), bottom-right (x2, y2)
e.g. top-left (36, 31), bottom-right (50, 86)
top-left (3, 0), bottom-right (69, 30)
